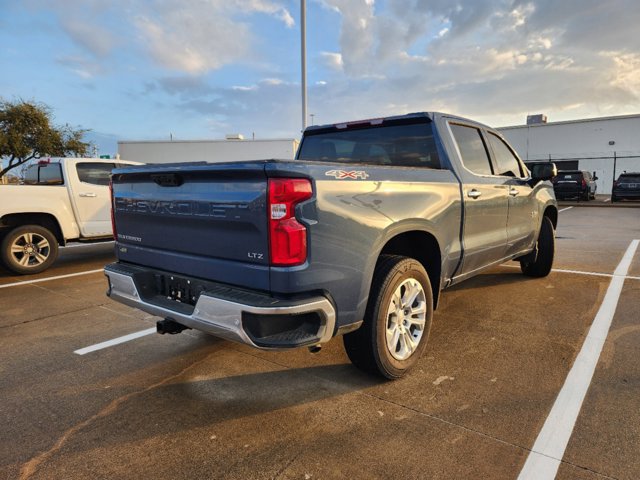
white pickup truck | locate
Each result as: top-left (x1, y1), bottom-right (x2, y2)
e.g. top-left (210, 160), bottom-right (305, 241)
top-left (0, 158), bottom-right (139, 274)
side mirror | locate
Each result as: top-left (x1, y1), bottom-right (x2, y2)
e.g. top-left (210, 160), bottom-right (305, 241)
top-left (531, 162), bottom-right (557, 182)
top-left (593, 172), bottom-right (598, 180)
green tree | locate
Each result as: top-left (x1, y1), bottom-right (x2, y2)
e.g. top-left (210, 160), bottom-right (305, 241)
top-left (0, 99), bottom-right (90, 178)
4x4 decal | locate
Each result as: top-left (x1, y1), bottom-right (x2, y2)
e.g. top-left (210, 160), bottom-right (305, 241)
top-left (325, 169), bottom-right (369, 180)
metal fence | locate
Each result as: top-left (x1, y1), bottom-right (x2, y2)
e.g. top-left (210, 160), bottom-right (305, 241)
top-left (524, 152), bottom-right (640, 194)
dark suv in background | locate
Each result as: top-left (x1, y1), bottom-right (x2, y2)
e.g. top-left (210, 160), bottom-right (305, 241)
top-left (612, 172), bottom-right (640, 202)
top-left (552, 170), bottom-right (597, 200)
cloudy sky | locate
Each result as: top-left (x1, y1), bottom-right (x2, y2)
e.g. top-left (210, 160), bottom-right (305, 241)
top-left (1, 0), bottom-right (639, 155)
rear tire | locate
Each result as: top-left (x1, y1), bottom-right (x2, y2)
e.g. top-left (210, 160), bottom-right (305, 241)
top-left (520, 216), bottom-right (555, 278)
top-left (0, 225), bottom-right (59, 275)
top-left (343, 255), bottom-right (433, 379)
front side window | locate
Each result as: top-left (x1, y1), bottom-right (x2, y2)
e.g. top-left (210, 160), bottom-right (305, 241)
top-left (450, 124), bottom-right (493, 176)
top-left (487, 132), bottom-right (523, 177)
top-left (76, 162), bottom-right (116, 186)
top-left (298, 122), bottom-right (441, 169)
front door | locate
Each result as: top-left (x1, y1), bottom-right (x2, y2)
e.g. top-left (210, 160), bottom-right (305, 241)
top-left (449, 123), bottom-right (510, 275)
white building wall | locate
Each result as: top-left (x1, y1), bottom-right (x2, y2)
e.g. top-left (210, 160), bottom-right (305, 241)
top-left (499, 114), bottom-right (640, 194)
top-left (118, 139), bottom-right (299, 165)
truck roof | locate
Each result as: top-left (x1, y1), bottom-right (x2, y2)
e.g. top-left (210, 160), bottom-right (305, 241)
top-left (303, 112), bottom-right (494, 134)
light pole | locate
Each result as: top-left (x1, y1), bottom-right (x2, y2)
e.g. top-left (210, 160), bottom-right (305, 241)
top-left (301, 0), bottom-right (307, 131)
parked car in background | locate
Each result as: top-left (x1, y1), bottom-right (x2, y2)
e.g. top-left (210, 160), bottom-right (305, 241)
top-left (552, 170), bottom-right (597, 200)
top-left (612, 172), bottom-right (640, 202)
top-left (0, 158), bottom-right (139, 274)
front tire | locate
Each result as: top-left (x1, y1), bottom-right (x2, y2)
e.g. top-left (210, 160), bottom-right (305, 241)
top-left (520, 216), bottom-right (555, 277)
top-left (0, 225), bottom-right (59, 275)
top-left (343, 255), bottom-right (433, 379)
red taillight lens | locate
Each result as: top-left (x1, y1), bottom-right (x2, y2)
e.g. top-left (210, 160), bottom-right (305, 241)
top-left (582, 179), bottom-right (587, 188)
top-left (613, 181), bottom-right (618, 188)
top-left (109, 179), bottom-right (117, 239)
top-left (268, 178), bottom-right (312, 266)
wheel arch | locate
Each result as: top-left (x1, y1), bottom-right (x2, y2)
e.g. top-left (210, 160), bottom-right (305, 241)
top-left (378, 230), bottom-right (442, 309)
top-left (0, 213), bottom-right (65, 245)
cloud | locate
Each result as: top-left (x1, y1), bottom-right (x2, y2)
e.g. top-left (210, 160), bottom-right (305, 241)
top-left (300, 0), bottom-right (640, 127)
top-left (55, 55), bottom-right (102, 79)
top-left (320, 52), bottom-right (344, 70)
top-left (60, 19), bottom-right (116, 58)
top-left (134, 0), bottom-right (295, 73)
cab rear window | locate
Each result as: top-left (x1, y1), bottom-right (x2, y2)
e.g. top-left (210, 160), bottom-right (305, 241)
top-left (298, 122), bottom-right (441, 169)
top-left (618, 174), bottom-right (640, 183)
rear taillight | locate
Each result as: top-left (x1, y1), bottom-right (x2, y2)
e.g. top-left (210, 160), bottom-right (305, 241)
top-left (268, 178), bottom-right (312, 266)
top-left (109, 179), bottom-right (117, 238)
top-left (613, 181), bottom-right (618, 188)
top-left (582, 179), bottom-right (587, 188)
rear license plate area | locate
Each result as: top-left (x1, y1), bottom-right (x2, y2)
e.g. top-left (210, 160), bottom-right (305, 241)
top-left (153, 273), bottom-right (205, 307)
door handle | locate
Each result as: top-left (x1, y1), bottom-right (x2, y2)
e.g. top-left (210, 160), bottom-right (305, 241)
top-left (509, 188), bottom-right (519, 197)
top-left (79, 193), bottom-right (97, 197)
top-left (467, 189), bottom-right (482, 199)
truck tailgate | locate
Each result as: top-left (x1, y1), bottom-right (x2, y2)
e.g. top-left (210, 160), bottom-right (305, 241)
top-left (111, 161), bottom-right (270, 291)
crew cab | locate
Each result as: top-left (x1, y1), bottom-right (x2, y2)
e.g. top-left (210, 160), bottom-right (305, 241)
top-left (0, 158), bottom-right (139, 274)
top-left (105, 112), bottom-right (558, 378)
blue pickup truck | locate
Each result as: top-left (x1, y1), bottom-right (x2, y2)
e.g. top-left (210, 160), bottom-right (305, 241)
top-left (105, 112), bottom-right (558, 378)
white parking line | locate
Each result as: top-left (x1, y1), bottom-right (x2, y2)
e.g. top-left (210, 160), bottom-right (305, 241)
top-left (603, 198), bottom-right (610, 203)
top-left (0, 269), bottom-right (104, 289)
top-left (518, 239), bottom-right (639, 480)
top-left (558, 206), bottom-right (573, 213)
top-left (74, 327), bottom-right (156, 355)
top-left (500, 264), bottom-right (640, 280)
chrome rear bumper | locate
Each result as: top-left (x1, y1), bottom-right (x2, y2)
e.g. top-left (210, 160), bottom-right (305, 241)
top-left (104, 263), bottom-right (336, 349)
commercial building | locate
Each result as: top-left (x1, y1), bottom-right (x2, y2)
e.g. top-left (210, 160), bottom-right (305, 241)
top-left (117, 137), bottom-right (299, 165)
top-left (498, 113), bottom-right (640, 194)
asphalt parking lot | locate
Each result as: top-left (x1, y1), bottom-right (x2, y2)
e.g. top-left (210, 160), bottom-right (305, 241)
top-left (1, 206), bottom-right (639, 480)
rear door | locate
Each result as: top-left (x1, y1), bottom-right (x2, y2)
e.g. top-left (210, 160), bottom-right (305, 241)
top-left (67, 161), bottom-right (117, 237)
top-left (449, 123), bottom-right (509, 275)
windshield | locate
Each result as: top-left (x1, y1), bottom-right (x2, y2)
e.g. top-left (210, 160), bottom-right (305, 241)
top-left (297, 122), bottom-right (441, 169)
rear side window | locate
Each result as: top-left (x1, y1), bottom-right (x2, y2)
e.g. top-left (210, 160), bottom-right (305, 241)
top-left (487, 132), bottom-right (523, 177)
top-left (450, 124), bottom-right (493, 176)
top-left (76, 162), bottom-right (116, 186)
top-left (297, 122), bottom-right (441, 169)
top-left (23, 163), bottom-right (64, 185)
